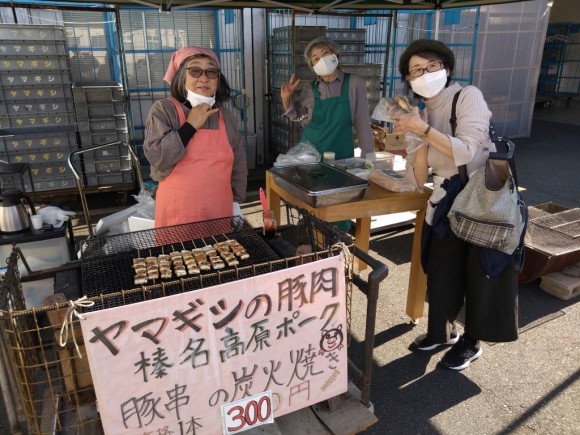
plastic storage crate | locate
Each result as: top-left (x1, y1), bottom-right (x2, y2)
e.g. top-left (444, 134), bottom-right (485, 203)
top-left (0, 55), bottom-right (69, 72)
top-left (0, 24), bottom-right (78, 194)
top-left (341, 63), bottom-right (381, 77)
top-left (272, 25), bottom-right (327, 42)
top-left (0, 146), bottom-right (71, 164)
top-left (83, 169), bottom-right (134, 186)
top-left (30, 176), bottom-right (77, 192)
top-left (0, 127), bottom-right (76, 153)
top-left (0, 70), bottom-right (71, 87)
top-left (0, 24), bottom-right (66, 41)
top-left (72, 83), bottom-right (133, 188)
top-left (327, 28), bottom-right (366, 41)
top-left (0, 84), bottom-right (73, 102)
top-left (29, 161), bottom-right (72, 179)
top-left (78, 129), bottom-right (129, 148)
top-left (340, 52), bottom-right (366, 64)
top-left (271, 38), bottom-right (311, 54)
top-left (0, 40), bottom-right (67, 56)
top-left (72, 83), bottom-right (123, 103)
top-left (76, 117), bottom-right (126, 132)
top-left (0, 111), bottom-right (74, 129)
top-left (82, 155), bottom-right (131, 174)
top-left (336, 41), bottom-right (365, 52)
top-left (74, 101), bottom-right (125, 119)
top-left (2, 160), bottom-right (74, 193)
top-left (2, 98), bottom-right (75, 115)
top-left (73, 83), bottom-right (130, 152)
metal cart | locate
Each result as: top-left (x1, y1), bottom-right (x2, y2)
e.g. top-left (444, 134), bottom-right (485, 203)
top-left (0, 203), bottom-right (388, 434)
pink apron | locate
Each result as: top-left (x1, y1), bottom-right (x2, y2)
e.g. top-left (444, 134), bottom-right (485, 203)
top-left (155, 98), bottom-right (234, 228)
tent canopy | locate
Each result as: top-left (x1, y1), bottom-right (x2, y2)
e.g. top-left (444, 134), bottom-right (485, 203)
top-left (31, 0), bottom-right (534, 13)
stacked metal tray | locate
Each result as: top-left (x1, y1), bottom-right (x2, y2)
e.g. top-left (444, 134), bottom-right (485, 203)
top-left (270, 162), bottom-right (368, 207)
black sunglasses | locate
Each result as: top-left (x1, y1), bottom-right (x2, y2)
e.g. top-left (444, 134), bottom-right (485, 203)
top-left (186, 67), bottom-right (220, 79)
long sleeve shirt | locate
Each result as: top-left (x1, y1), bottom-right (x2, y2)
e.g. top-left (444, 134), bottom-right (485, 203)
top-left (283, 69), bottom-right (375, 157)
top-left (143, 99), bottom-right (248, 203)
top-left (422, 82), bottom-right (494, 179)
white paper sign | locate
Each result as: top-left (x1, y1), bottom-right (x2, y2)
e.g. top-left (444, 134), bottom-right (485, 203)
top-left (222, 390), bottom-right (274, 434)
top-left (80, 255), bottom-right (348, 434)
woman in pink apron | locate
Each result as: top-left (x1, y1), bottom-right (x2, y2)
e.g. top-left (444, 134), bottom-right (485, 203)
top-left (143, 47), bottom-right (247, 229)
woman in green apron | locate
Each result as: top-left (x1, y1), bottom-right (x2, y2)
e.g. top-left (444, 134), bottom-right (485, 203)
top-left (281, 37), bottom-right (374, 232)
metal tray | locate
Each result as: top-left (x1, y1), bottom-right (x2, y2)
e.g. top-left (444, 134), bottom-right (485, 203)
top-left (270, 163), bottom-right (368, 207)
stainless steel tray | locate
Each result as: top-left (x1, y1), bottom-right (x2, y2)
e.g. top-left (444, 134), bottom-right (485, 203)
top-left (270, 163), bottom-right (368, 207)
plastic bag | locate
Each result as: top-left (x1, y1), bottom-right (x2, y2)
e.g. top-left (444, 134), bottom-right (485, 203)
top-left (37, 206), bottom-right (76, 228)
top-left (369, 168), bottom-right (416, 192)
top-left (273, 140), bottom-right (321, 167)
top-left (372, 96), bottom-right (416, 122)
top-left (131, 189), bottom-right (155, 221)
top-left (94, 189), bottom-right (156, 236)
top-left (371, 96), bottom-right (428, 155)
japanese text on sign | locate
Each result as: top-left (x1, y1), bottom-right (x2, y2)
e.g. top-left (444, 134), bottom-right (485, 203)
top-left (80, 255), bottom-right (348, 435)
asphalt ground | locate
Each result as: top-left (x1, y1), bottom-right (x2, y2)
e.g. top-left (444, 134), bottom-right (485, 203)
top-left (1, 102), bottom-right (579, 434)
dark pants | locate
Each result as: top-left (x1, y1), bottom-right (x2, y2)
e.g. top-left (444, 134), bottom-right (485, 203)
top-left (426, 235), bottom-right (519, 343)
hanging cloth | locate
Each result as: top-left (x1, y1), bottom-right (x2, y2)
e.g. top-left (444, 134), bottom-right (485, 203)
top-left (155, 98), bottom-right (233, 228)
top-left (300, 73), bottom-right (354, 160)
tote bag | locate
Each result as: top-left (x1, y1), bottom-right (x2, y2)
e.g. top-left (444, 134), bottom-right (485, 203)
top-left (448, 154), bottom-right (526, 255)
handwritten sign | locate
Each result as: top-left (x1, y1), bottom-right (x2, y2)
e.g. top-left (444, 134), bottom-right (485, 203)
top-left (222, 390), bottom-right (274, 434)
top-left (80, 255), bottom-right (348, 434)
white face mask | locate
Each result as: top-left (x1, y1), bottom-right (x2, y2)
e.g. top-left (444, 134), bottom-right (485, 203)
top-left (410, 68), bottom-right (448, 98)
top-left (313, 54), bottom-right (339, 77)
top-left (186, 88), bottom-right (216, 108)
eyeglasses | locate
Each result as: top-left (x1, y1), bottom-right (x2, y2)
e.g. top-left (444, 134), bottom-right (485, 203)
top-left (186, 67), bottom-right (220, 79)
top-left (408, 61), bottom-right (444, 79)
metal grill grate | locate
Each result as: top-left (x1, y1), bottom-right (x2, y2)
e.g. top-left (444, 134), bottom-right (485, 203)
top-left (525, 206), bottom-right (580, 256)
top-left (80, 216), bottom-right (282, 309)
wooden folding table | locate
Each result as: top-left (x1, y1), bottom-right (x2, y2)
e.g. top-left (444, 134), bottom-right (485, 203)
top-left (266, 170), bottom-right (431, 321)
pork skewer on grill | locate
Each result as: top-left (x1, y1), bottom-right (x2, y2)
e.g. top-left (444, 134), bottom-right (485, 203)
top-left (132, 236), bottom-right (251, 286)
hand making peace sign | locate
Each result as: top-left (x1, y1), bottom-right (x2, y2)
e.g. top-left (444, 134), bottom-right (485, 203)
top-left (280, 74), bottom-right (301, 111)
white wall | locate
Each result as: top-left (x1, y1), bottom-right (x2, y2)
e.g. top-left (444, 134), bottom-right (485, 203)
top-left (473, 0), bottom-right (551, 138)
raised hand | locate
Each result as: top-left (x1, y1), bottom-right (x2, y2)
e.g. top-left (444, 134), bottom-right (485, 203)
top-left (280, 74), bottom-right (301, 111)
top-left (392, 106), bottom-right (425, 135)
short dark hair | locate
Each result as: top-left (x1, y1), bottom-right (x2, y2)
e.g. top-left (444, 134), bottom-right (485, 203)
top-left (399, 39), bottom-right (455, 80)
top-left (170, 54), bottom-right (231, 105)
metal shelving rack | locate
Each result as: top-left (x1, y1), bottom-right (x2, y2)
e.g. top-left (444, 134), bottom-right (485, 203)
top-left (537, 23), bottom-right (580, 107)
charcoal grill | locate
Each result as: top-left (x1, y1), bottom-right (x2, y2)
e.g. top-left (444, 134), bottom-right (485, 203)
top-left (0, 206), bottom-right (389, 434)
top-left (80, 216), bottom-right (283, 310)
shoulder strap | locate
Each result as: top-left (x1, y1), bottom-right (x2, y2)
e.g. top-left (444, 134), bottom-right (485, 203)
top-left (339, 73), bottom-right (350, 102)
top-left (450, 90), bottom-right (468, 186)
top-left (450, 89), bottom-right (461, 137)
top-left (168, 97), bottom-right (187, 126)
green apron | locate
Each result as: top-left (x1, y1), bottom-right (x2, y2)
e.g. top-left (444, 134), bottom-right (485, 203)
top-left (301, 73), bottom-right (354, 233)
top-left (301, 73), bottom-right (354, 160)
